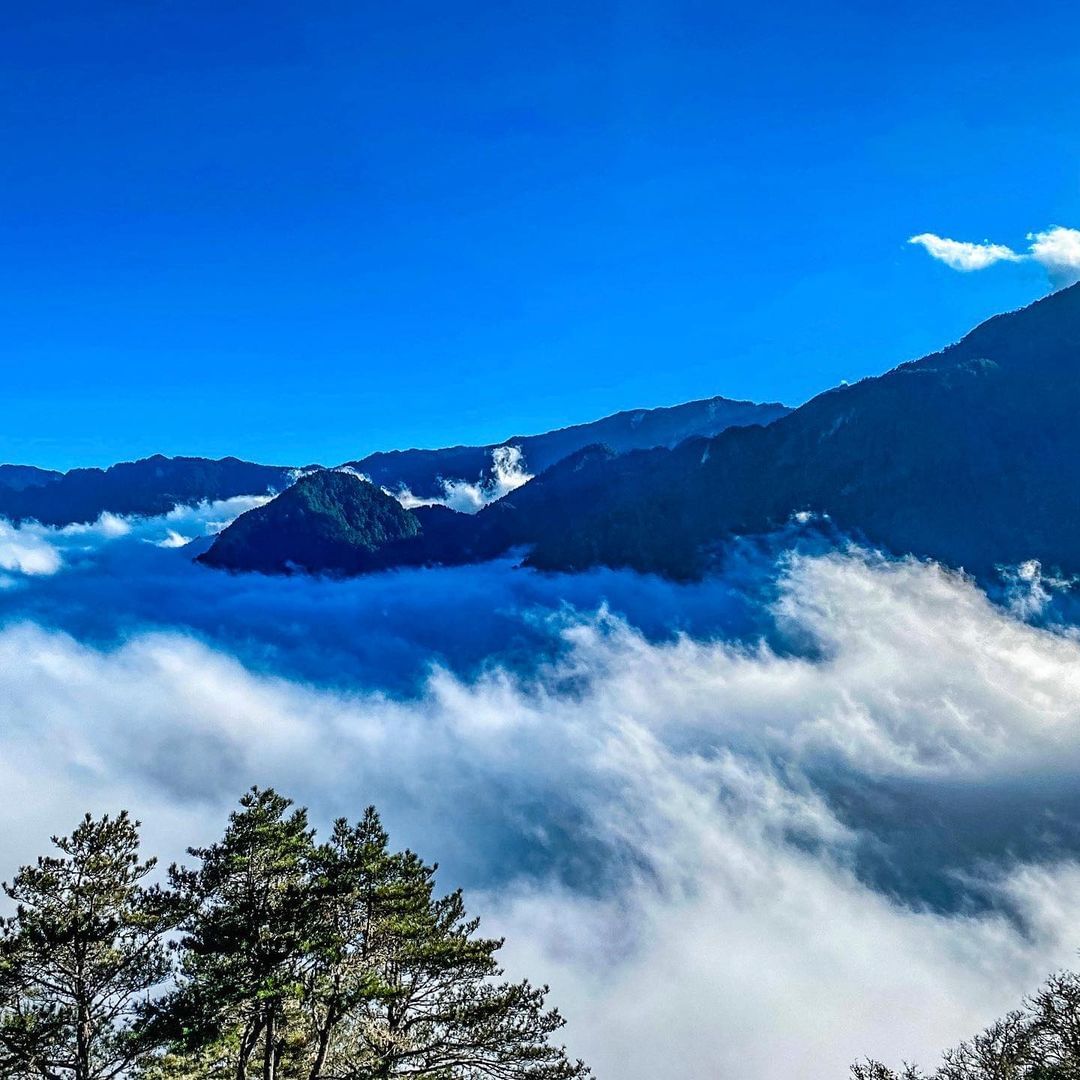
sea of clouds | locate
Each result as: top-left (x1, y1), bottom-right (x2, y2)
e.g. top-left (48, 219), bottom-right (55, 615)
top-left (2, 500), bottom-right (1080, 1078)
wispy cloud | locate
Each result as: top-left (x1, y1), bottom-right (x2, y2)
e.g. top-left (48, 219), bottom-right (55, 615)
top-left (908, 233), bottom-right (1022, 272)
top-left (909, 226), bottom-right (1080, 286)
top-left (326, 446), bottom-right (534, 515)
top-left (393, 445), bottom-right (533, 514)
top-left (0, 495), bottom-right (271, 584)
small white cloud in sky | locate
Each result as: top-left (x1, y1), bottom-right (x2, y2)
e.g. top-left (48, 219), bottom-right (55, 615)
top-left (909, 226), bottom-right (1080, 286)
top-left (908, 233), bottom-right (1021, 271)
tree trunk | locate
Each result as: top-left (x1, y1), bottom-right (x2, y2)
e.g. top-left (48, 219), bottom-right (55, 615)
top-left (308, 1003), bottom-right (337, 1080)
top-left (76, 995), bottom-right (91, 1080)
top-left (237, 1019), bottom-right (264, 1080)
top-left (263, 1011), bottom-right (277, 1080)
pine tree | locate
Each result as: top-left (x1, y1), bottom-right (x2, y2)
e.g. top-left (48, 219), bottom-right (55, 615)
top-left (302, 807), bottom-right (588, 1080)
top-left (153, 794), bottom-right (588, 1080)
top-left (0, 811), bottom-right (175, 1080)
top-left (300, 810), bottom-right (400, 1080)
top-left (160, 788), bottom-right (316, 1080)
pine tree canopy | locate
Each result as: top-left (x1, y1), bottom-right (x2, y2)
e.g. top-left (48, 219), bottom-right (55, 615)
top-left (0, 790), bottom-right (589, 1080)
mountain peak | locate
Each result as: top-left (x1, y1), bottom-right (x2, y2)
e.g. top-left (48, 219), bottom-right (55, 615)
top-left (198, 470), bottom-right (424, 576)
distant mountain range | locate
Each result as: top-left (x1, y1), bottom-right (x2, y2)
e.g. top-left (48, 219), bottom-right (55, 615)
top-left (9, 283), bottom-right (1079, 582)
top-left (200, 282), bottom-right (1080, 581)
top-left (344, 396), bottom-right (790, 500)
top-left (0, 464), bottom-right (61, 493)
top-left (0, 456), bottom-right (295, 527)
top-left (0, 395), bottom-right (783, 529)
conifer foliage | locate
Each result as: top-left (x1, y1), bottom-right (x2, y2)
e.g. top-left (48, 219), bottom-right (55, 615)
top-left (0, 790), bottom-right (589, 1080)
top-left (0, 811), bottom-right (176, 1080)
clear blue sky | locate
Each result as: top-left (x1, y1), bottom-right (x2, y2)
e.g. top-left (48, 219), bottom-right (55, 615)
top-left (2, 1), bottom-right (1078, 469)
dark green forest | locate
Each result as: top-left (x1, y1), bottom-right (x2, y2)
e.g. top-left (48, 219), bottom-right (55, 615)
top-left (0, 789), bottom-right (588, 1080)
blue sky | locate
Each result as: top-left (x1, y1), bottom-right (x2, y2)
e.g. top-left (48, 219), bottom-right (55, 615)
top-left (2, 1), bottom-right (1078, 470)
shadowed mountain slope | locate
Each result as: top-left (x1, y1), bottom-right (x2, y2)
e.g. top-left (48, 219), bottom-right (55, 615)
top-left (508, 282), bottom-right (1080, 578)
top-left (0, 464), bottom-right (62, 492)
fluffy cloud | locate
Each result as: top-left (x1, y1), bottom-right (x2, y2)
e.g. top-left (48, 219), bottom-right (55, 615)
top-left (0, 520), bottom-right (63, 580)
top-left (489, 837), bottom-right (1080, 1080)
top-left (909, 226), bottom-right (1080, 286)
top-left (908, 233), bottom-right (1022, 271)
top-left (1028, 226), bottom-right (1080, 286)
top-left (4, 548), bottom-right (1080, 1077)
top-left (0, 495), bottom-right (271, 583)
top-left (394, 445), bottom-right (533, 513)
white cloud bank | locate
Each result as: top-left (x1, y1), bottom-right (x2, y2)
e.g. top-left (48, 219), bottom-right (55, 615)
top-left (0, 495), bottom-right (271, 581)
top-left (0, 520), bottom-right (63, 581)
top-left (4, 550), bottom-right (1080, 1077)
top-left (909, 226), bottom-right (1080, 286)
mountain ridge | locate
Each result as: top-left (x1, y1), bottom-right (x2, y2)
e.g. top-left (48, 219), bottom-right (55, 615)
top-left (0, 455), bottom-right (296, 527)
top-left (509, 282), bottom-right (1080, 578)
top-left (200, 283), bottom-right (1080, 581)
top-left (0, 394), bottom-right (784, 528)
top-left (344, 395), bottom-right (790, 499)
